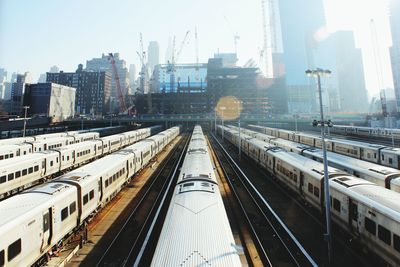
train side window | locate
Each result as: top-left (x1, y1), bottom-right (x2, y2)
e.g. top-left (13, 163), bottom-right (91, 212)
top-left (50, 161), bottom-right (53, 167)
top-left (34, 166), bottom-right (39, 172)
top-left (333, 198), bottom-right (341, 212)
top-left (378, 225), bottom-right (391, 245)
top-left (23, 151), bottom-right (26, 155)
top-left (0, 249), bottom-right (4, 266)
top-left (10, 154), bottom-right (13, 158)
top-left (0, 176), bottom-right (6, 184)
top-left (4, 155), bottom-right (8, 159)
top-left (389, 158), bottom-right (393, 165)
top-left (43, 213), bottom-right (50, 232)
top-left (69, 202), bottom-right (76, 214)
top-left (351, 203), bottom-right (358, 221)
top-left (308, 183), bottom-right (313, 193)
top-left (22, 169), bottom-right (27, 176)
top-left (0, 155), bottom-right (3, 160)
top-left (15, 171), bottom-right (21, 179)
top-left (28, 167), bottom-right (33, 174)
top-left (394, 234), bottom-right (400, 252)
top-left (365, 217), bottom-right (376, 235)
top-left (105, 180), bottom-right (109, 187)
top-left (8, 173), bottom-right (14, 181)
top-left (83, 194), bottom-right (89, 205)
top-left (89, 190), bottom-right (94, 200)
top-left (7, 238), bottom-right (21, 262)
top-left (61, 207), bottom-right (68, 221)
top-left (313, 187), bottom-right (319, 197)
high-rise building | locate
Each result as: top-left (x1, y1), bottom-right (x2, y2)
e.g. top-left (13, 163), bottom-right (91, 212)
top-left (333, 31), bottom-right (368, 113)
top-left (46, 64), bottom-right (111, 115)
top-left (10, 72), bottom-right (32, 115)
top-left (390, 0), bottom-right (400, 110)
top-left (148, 41), bottom-right (160, 71)
top-left (49, 65), bottom-right (59, 73)
top-left (86, 53), bottom-right (130, 97)
top-left (129, 64), bottom-right (137, 90)
top-left (278, 0), bottom-right (326, 113)
top-left (0, 68), bottom-right (7, 99)
top-left (23, 83), bottom-right (76, 122)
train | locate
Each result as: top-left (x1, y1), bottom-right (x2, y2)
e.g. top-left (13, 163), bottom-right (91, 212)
top-left (151, 125), bottom-right (241, 266)
top-left (331, 125), bottom-right (400, 140)
top-left (0, 126), bottom-right (181, 267)
top-left (0, 126), bottom-right (161, 199)
top-left (218, 125), bottom-right (400, 266)
top-left (228, 125), bottom-right (400, 193)
top-left (248, 124), bottom-right (400, 169)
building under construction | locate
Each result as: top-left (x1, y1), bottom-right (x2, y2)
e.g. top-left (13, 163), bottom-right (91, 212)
top-left (135, 55), bottom-right (287, 116)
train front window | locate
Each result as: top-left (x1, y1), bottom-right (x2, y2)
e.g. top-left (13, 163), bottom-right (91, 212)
top-left (394, 234), bottom-right (400, 252)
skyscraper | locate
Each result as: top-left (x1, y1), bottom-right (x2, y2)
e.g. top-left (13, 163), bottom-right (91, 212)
top-left (129, 64), bottom-right (137, 90)
top-left (390, 0), bottom-right (400, 110)
top-left (148, 41), bottom-right (160, 71)
top-left (86, 53), bottom-right (129, 98)
top-left (333, 31), bottom-right (368, 113)
top-left (11, 72), bottom-right (32, 115)
top-left (0, 68), bottom-right (7, 99)
top-left (277, 0), bottom-right (327, 113)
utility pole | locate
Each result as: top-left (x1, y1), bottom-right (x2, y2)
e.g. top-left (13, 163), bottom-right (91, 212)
top-left (306, 68), bottom-right (333, 264)
top-left (22, 106), bottom-right (29, 137)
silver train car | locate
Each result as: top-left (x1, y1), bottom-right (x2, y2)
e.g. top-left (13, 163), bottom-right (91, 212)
top-left (0, 126), bottom-right (160, 199)
top-left (0, 126), bottom-right (180, 267)
top-left (220, 125), bottom-right (400, 266)
top-left (229, 125), bottom-right (400, 193)
top-left (151, 126), bottom-right (241, 267)
top-left (248, 124), bottom-right (400, 169)
top-left (0, 132), bottom-right (100, 160)
top-left (331, 125), bottom-right (400, 140)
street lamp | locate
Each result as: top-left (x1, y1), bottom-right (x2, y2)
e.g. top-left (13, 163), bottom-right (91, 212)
top-left (234, 100), bottom-right (243, 161)
top-left (220, 106), bottom-right (226, 141)
top-left (22, 106), bottom-right (29, 137)
top-left (306, 68), bottom-right (333, 264)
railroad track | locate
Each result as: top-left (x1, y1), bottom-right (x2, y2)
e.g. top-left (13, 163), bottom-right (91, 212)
top-left (209, 133), bottom-right (317, 267)
top-left (213, 132), bottom-right (386, 266)
top-left (94, 134), bottom-right (190, 267)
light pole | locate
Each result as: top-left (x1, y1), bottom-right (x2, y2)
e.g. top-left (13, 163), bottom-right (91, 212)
top-left (22, 106), bottom-right (29, 137)
top-left (220, 106), bottom-right (226, 141)
top-left (235, 100), bottom-right (242, 161)
top-left (306, 68), bottom-right (333, 264)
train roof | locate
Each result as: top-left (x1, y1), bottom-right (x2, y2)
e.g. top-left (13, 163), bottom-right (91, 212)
top-left (331, 177), bottom-right (400, 221)
top-left (304, 148), bottom-right (400, 176)
top-left (331, 138), bottom-right (386, 149)
top-left (0, 151), bottom-right (53, 168)
top-left (270, 150), bottom-right (345, 178)
top-left (0, 182), bottom-right (75, 229)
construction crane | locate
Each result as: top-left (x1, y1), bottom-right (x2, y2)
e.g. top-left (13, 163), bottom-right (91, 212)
top-left (261, 0), bottom-right (274, 78)
top-left (194, 27), bottom-right (200, 81)
top-left (370, 19), bottom-right (388, 117)
top-left (108, 53), bottom-right (127, 113)
top-left (137, 32), bottom-right (148, 94)
top-left (167, 30), bottom-right (190, 91)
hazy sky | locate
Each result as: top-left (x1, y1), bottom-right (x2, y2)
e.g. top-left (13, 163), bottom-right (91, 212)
top-left (0, 0), bottom-right (394, 97)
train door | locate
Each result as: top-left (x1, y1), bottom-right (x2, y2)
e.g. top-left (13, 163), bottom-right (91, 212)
top-left (299, 172), bottom-right (304, 196)
top-left (40, 208), bottom-right (52, 253)
top-left (99, 177), bottom-right (103, 202)
top-left (348, 198), bottom-right (359, 234)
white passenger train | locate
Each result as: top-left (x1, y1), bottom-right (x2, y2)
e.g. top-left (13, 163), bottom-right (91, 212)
top-left (0, 126), bottom-right (180, 267)
top-left (331, 125), bottom-right (400, 140)
top-left (0, 132), bottom-right (100, 160)
top-left (229, 125), bottom-right (400, 193)
top-left (0, 126), bottom-right (161, 199)
top-left (248, 124), bottom-right (400, 169)
top-left (151, 126), bottom-right (241, 267)
top-left (219, 126), bottom-right (400, 266)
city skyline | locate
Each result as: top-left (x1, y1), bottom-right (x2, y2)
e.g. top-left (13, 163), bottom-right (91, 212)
top-left (0, 0), bottom-right (395, 98)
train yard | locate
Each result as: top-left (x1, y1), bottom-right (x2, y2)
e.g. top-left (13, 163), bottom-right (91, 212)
top-left (0, 124), bottom-right (399, 266)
